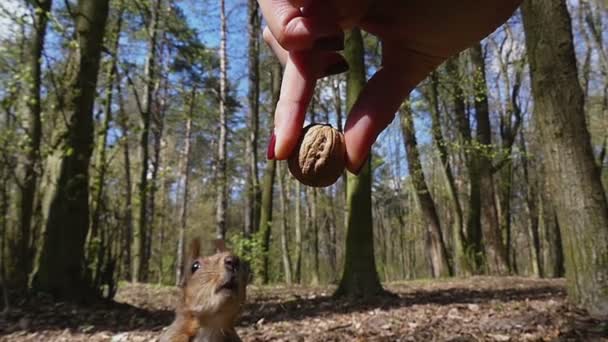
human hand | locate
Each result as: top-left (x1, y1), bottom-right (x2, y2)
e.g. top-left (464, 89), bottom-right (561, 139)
top-left (261, 0), bottom-right (522, 173)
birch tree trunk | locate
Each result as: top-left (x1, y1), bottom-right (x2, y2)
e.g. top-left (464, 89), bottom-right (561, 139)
top-left (215, 0), bottom-right (229, 240)
top-left (175, 93), bottom-right (194, 286)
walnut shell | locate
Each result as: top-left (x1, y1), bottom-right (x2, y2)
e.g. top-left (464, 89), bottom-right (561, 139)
top-left (288, 124), bottom-right (346, 187)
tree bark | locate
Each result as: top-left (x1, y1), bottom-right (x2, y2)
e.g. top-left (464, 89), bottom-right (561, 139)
top-left (335, 29), bottom-right (383, 297)
top-left (215, 0), bottom-right (229, 240)
top-left (426, 72), bottom-right (470, 276)
top-left (469, 43), bottom-right (510, 275)
top-left (88, 4), bottom-right (123, 288)
top-left (32, 0), bottom-right (110, 300)
top-left (175, 91), bottom-right (194, 286)
top-left (399, 101), bottom-right (452, 278)
top-left (13, 0), bottom-right (52, 289)
top-left (259, 61), bottom-right (280, 284)
top-left (117, 80), bottom-right (133, 281)
top-left (244, 0), bottom-right (260, 236)
top-left (522, 0), bottom-right (608, 315)
top-left (445, 56), bottom-right (484, 271)
top-left (132, 0), bottom-right (162, 282)
top-left (277, 162), bottom-right (292, 284)
top-left (293, 179), bottom-right (303, 283)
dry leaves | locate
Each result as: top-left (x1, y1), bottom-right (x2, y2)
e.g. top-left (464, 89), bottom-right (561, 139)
top-left (1, 277), bottom-right (606, 341)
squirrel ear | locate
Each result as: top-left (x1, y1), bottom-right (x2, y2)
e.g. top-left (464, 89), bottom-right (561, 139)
top-left (189, 237), bottom-right (201, 259)
top-left (214, 239), bottom-right (227, 253)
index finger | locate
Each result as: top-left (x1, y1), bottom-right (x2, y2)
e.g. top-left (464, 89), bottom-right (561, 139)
top-left (258, 0), bottom-right (343, 51)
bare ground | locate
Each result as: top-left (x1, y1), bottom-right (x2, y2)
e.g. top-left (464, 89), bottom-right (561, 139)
top-left (1, 277), bottom-right (606, 341)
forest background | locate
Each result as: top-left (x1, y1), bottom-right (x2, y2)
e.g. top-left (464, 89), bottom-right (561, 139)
top-left (0, 0), bottom-right (607, 320)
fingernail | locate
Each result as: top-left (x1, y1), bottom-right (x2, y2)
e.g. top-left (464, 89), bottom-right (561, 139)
top-left (323, 61), bottom-right (349, 77)
top-left (267, 133), bottom-right (276, 160)
top-left (313, 36), bottom-right (344, 51)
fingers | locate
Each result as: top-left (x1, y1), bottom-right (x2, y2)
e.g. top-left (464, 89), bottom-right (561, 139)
top-left (342, 40), bottom-right (446, 173)
top-left (343, 66), bottom-right (413, 173)
top-left (273, 51), bottom-right (317, 160)
top-left (272, 50), bottom-right (349, 160)
top-left (263, 26), bottom-right (348, 75)
top-left (258, 0), bottom-right (343, 51)
top-left (263, 26), bottom-right (288, 65)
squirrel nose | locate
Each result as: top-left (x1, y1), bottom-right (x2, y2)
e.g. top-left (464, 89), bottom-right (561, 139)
top-left (224, 256), bottom-right (239, 272)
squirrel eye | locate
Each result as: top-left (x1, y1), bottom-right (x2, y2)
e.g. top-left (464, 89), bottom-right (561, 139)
top-left (191, 261), bottom-right (201, 274)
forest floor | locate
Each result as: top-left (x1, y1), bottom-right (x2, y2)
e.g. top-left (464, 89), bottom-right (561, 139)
top-left (1, 277), bottom-right (606, 341)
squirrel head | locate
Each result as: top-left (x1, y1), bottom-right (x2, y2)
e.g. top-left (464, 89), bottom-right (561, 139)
top-left (178, 238), bottom-right (248, 330)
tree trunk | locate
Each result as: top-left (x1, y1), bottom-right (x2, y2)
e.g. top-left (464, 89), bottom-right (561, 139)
top-left (88, 4), bottom-right (123, 288)
top-left (294, 180), bottom-right (303, 283)
top-left (469, 43), bottom-right (510, 275)
top-left (426, 72), bottom-right (470, 276)
top-left (117, 81), bottom-right (133, 281)
top-left (445, 56), bottom-right (484, 271)
top-left (175, 90), bottom-right (194, 286)
top-left (12, 0), bottom-right (52, 289)
top-left (522, 0), bottom-right (608, 315)
top-left (259, 61), bottom-right (280, 283)
top-left (145, 73), bottom-right (165, 283)
top-left (277, 162), bottom-right (292, 284)
top-left (520, 133), bottom-right (542, 276)
top-left (132, 0), bottom-right (162, 282)
top-left (539, 184), bottom-right (564, 278)
top-left (215, 0), bottom-right (229, 240)
top-left (335, 28), bottom-right (383, 297)
top-left (32, 0), bottom-right (110, 300)
top-left (244, 0), bottom-right (261, 236)
top-left (308, 187), bottom-right (320, 285)
top-left (399, 102), bottom-right (452, 278)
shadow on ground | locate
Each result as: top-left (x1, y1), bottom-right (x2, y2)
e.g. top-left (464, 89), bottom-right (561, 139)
top-left (1, 277), bottom-right (606, 341)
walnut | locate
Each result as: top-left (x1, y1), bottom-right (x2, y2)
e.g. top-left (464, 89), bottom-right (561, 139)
top-left (288, 123), bottom-right (346, 187)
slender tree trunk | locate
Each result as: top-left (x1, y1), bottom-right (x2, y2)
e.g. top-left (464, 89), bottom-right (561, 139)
top-left (132, 0), bottom-right (162, 282)
top-left (32, 0), bottom-right (110, 300)
top-left (259, 62), bottom-right (280, 283)
top-left (294, 180), bottom-right (303, 283)
top-left (245, 0), bottom-right (261, 236)
top-left (13, 0), bottom-right (52, 288)
top-left (522, 0), bottom-right (608, 315)
top-left (175, 94), bottom-right (194, 286)
top-left (470, 43), bottom-right (509, 275)
top-left (308, 187), bottom-right (320, 285)
top-left (1, 153), bottom-right (10, 310)
top-left (335, 29), bottom-right (383, 297)
top-left (520, 133), bottom-right (542, 277)
top-left (117, 82), bottom-right (133, 281)
top-left (215, 0), bottom-right (229, 240)
top-left (145, 74), bottom-right (165, 283)
top-left (399, 102), bottom-right (452, 278)
top-left (88, 5), bottom-right (123, 287)
top-left (445, 56), bottom-right (484, 271)
top-left (277, 162), bottom-right (292, 284)
top-left (426, 72), bottom-right (470, 275)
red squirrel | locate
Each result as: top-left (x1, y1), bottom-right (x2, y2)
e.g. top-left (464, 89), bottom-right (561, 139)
top-left (160, 239), bottom-right (248, 342)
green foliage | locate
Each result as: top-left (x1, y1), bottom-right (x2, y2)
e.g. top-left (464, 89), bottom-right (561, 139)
top-left (229, 230), bottom-right (267, 284)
